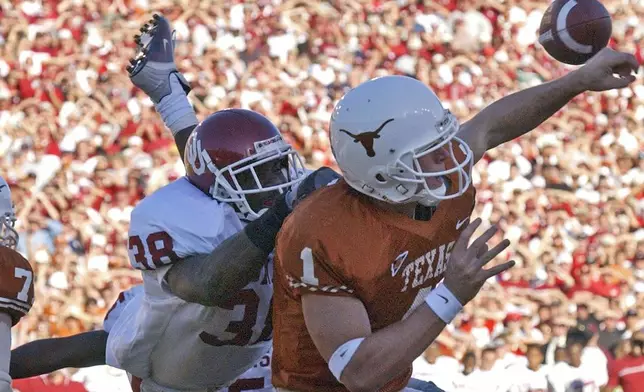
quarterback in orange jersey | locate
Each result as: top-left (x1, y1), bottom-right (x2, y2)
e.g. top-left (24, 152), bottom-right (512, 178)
top-left (272, 48), bottom-right (639, 392)
top-left (0, 177), bottom-right (35, 392)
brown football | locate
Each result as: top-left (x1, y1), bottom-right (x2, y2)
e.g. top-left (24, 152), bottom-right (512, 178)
top-left (538, 0), bottom-right (612, 65)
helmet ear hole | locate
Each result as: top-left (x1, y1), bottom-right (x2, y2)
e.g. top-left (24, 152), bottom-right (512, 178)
top-left (375, 173), bottom-right (387, 183)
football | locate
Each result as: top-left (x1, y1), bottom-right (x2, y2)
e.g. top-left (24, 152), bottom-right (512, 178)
top-left (538, 0), bottom-right (612, 65)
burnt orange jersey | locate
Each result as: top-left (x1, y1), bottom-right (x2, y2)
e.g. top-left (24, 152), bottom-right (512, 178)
top-left (0, 246), bottom-right (35, 326)
top-left (273, 174), bottom-right (476, 391)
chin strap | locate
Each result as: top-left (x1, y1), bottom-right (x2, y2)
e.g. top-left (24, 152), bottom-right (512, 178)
top-left (414, 205), bottom-right (437, 221)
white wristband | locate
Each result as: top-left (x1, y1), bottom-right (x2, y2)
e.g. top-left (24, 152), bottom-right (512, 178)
top-left (425, 284), bottom-right (463, 324)
top-left (328, 337), bottom-right (365, 381)
top-left (154, 74), bottom-right (198, 136)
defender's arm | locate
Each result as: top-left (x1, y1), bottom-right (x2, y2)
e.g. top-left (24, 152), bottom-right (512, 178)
top-left (166, 168), bottom-right (340, 307)
top-left (10, 330), bottom-right (108, 379)
top-left (166, 230), bottom-right (272, 307)
top-left (165, 195), bottom-right (289, 307)
top-left (173, 124), bottom-right (196, 159)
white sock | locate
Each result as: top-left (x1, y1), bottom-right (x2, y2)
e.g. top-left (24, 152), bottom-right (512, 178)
top-left (0, 313), bottom-right (12, 391)
top-left (154, 74), bottom-right (199, 136)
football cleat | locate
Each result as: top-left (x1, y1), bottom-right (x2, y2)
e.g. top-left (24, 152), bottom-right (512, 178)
top-left (128, 14), bottom-right (191, 103)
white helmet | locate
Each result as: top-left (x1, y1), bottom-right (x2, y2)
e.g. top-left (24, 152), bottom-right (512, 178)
top-left (0, 177), bottom-right (18, 249)
top-left (330, 75), bottom-right (473, 206)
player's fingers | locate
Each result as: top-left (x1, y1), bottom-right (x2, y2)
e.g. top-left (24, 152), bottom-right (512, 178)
top-left (621, 52), bottom-right (640, 72)
top-left (607, 51), bottom-right (639, 71)
top-left (482, 260), bottom-right (516, 279)
top-left (454, 218), bottom-right (482, 250)
top-left (615, 64), bottom-right (634, 78)
top-left (469, 224), bottom-right (498, 252)
top-left (609, 74), bottom-right (637, 89)
top-left (477, 238), bottom-right (511, 267)
top-left (476, 244), bottom-right (489, 258)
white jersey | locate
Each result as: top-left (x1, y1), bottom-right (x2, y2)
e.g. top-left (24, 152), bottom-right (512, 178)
top-left (412, 355), bottom-right (460, 392)
top-left (105, 178), bottom-right (273, 392)
top-left (506, 365), bottom-right (549, 392)
top-left (452, 369), bottom-right (507, 392)
top-left (220, 350), bottom-right (272, 392)
top-left (547, 362), bottom-right (600, 392)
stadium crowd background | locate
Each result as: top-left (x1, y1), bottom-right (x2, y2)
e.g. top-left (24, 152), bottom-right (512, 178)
top-left (0, 0), bottom-right (642, 391)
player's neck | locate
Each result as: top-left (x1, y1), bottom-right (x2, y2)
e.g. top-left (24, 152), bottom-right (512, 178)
top-left (371, 199), bottom-right (417, 218)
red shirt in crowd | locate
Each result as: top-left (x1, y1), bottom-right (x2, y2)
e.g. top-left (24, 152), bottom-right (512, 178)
top-left (607, 355), bottom-right (644, 392)
top-left (13, 377), bottom-right (87, 392)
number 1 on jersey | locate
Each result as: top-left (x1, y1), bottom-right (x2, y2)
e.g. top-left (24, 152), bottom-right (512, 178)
top-left (300, 247), bottom-right (319, 286)
top-left (14, 268), bottom-right (32, 302)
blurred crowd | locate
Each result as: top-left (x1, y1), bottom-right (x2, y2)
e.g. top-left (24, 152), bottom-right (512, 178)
top-left (0, 0), bottom-right (642, 391)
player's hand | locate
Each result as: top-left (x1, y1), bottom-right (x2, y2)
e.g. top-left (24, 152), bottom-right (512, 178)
top-left (574, 48), bottom-right (639, 91)
top-left (443, 218), bottom-right (514, 305)
top-left (285, 167), bottom-right (341, 210)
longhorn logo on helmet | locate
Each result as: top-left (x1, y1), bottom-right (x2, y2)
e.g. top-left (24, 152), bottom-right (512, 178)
top-left (338, 118), bottom-right (394, 157)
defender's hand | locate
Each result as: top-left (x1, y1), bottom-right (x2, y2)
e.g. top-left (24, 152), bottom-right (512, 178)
top-left (285, 167), bottom-right (341, 210)
top-left (443, 218), bottom-right (514, 305)
top-left (573, 48), bottom-right (639, 92)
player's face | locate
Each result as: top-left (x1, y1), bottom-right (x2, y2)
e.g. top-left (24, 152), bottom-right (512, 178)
top-left (416, 147), bottom-right (448, 190)
top-left (237, 157), bottom-right (289, 212)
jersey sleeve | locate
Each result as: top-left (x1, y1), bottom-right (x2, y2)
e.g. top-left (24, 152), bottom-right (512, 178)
top-left (127, 192), bottom-right (241, 295)
top-left (275, 226), bottom-right (355, 298)
top-left (126, 201), bottom-right (232, 272)
top-left (0, 247), bottom-right (35, 326)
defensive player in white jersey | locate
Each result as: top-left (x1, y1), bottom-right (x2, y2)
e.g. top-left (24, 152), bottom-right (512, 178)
top-left (0, 177), bottom-right (36, 392)
top-left (10, 14), bottom-right (338, 392)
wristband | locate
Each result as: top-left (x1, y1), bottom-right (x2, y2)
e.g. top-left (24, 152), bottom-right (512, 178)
top-left (243, 194), bottom-right (290, 254)
top-left (328, 337), bottom-right (365, 381)
top-left (154, 74), bottom-right (198, 136)
top-left (424, 284), bottom-right (463, 324)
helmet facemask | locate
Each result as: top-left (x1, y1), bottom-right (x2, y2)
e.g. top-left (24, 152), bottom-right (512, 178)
top-left (392, 134), bottom-right (473, 206)
top-left (0, 211), bottom-right (18, 249)
top-left (207, 144), bottom-right (306, 221)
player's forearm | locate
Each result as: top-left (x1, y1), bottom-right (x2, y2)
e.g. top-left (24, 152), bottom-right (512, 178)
top-left (173, 124), bottom-right (196, 159)
top-left (168, 231), bottom-right (269, 307)
top-left (469, 71), bottom-right (585, 150)
top-left (154, 75), bottom-right (198, 157)
top-left (10, 331), bottom-right (108, 379)
top-left (167, 196), bottom-right (290, 307)
top-left (341, 305), bottom-right (446, 392)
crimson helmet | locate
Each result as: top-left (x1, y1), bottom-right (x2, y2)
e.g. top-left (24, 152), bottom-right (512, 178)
top-left (184, 109), bottom-right (305, 221)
